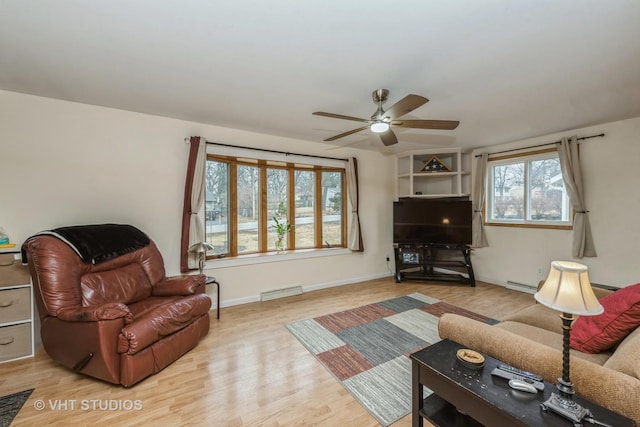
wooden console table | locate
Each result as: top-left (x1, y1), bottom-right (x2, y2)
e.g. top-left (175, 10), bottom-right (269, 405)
top-left (411, 339), bottom-right (635, 427)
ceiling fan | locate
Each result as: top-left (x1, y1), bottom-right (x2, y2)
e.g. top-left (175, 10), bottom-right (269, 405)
top-left (313, 89), bottom-right (459, 146)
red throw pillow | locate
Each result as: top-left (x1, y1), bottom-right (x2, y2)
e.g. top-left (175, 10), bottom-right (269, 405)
top-left (571, 283), bottom-right (640, 353)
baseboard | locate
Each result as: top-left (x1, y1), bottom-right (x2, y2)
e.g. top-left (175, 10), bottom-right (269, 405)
top-left (475, 275), bottom-right (538, 294)
top-left (475, 275), bottom-right (506, 287)
top-left (506, 280), bottom-right (537, 294)
top-left (218, 295), bottom-right (260, 309)
top-left (260, 285), bottom-right (303, 301)
top-left (302, 272), bottom-right (390, 293)
top-left (216, 272), bottom-right (391, 309)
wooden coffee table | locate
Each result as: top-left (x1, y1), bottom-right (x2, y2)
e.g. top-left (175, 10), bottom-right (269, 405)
top-left (411, 339), bottom-right (635, 427)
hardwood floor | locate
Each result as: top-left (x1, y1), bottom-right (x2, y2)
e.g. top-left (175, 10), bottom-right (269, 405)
top-left (1, 277), bottom-right (535, 426)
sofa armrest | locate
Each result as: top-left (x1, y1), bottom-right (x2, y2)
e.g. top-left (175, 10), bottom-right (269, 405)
top-left (152, 274), bottom-right (205, 296)
top-left (56, 302), bottom-right (133, 324)
top-left (438, 313), bottom-right (640, 423)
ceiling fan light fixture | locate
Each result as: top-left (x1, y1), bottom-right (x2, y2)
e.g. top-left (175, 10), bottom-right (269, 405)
top-left (370, 121), bottom-right (390, 133)
top-left (313, 89), bottom-right (459, 147)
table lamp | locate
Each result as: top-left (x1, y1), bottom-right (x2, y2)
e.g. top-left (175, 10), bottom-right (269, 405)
top-left (534, 261), bottom-right (604, 424)
top-left (188, 242), bottom-right (215, 274)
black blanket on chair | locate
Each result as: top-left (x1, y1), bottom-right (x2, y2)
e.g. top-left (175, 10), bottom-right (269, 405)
top-left (23, 224), bottom-right (150, 264)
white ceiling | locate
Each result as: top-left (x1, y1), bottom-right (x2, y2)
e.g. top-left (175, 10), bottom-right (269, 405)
top-left (2, 1), bottom-right (640, 154)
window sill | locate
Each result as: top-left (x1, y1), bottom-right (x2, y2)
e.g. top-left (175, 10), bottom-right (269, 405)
top-left (205, 247), bottom-right (351, 269)
top-left (485, 222), bottom-right (572, 230)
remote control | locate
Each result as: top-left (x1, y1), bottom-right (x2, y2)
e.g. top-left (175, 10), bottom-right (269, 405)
top-left (491, 368), bottom-right (545, 391)
top-left (508, 379), bottom-right (538, 394)
top-left (497, 363), bottom-right (543, 382)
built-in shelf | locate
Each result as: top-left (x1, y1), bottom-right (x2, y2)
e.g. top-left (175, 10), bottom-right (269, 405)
top-left (396, 148), bottom-right (471, 199)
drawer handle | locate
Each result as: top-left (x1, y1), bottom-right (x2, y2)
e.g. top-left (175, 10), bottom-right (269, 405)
top-left (0, 299), bottom-right (15, 308)
top-left (0, 336), bottom-right (15, 345)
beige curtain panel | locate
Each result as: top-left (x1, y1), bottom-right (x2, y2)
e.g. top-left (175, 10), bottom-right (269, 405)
top-left (180, 136), bottom-right (207, 272)
top-left (558, 136), bottom-right (597, 258)
top-left (346, 157), bottom-right (364, 252)
top-left (471, 152), bottom-right (489, 248)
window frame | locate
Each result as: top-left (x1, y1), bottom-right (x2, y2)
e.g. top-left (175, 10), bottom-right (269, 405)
top-left (485, 148), bottom-right (573, 230)
top-left (205, 153), bottom-right (347, 259)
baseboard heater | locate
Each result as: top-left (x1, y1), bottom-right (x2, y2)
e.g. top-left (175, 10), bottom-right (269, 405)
top-left (260, 285), bottom-right (303, 302)
top-left (506, 280), bottom-right (537, 294)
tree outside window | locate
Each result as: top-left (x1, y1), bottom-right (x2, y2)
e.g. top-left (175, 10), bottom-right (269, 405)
top-left (237, 164), bottom-right (260, 253)
top-left (205, 160), bottom-right (229, 254)
top-left (294, 170), bottom-right (315, 248)
top-left (322, 171), bottom-right (343, 247)
top-left (267, 167), bottom-right (288, 250)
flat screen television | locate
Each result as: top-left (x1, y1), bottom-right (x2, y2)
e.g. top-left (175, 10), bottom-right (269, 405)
top-left (393, 197), bottom-right (472, 246)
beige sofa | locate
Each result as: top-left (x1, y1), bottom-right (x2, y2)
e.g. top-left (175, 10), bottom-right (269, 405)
top-left (438, 286), bottom-right (640, 424)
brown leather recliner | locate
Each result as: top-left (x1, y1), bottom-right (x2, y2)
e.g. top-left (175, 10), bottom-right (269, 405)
top-left (22, 227), bottom-right (211, 387)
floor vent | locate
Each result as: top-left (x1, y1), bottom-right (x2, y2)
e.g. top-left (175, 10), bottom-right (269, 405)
top-left (260, 285), bottom-right (303, 302)
top-left (506, 281), bottom-right (537, 294)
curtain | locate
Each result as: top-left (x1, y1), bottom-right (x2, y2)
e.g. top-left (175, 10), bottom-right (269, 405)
top-left (346, 157), bottom-right (364, 252)
top-left (558, 136), bottom-right (597, 258)
top-left (180, 136), bottom-right (207, 272)
top-left (471, 152), bottom-right (489, 247)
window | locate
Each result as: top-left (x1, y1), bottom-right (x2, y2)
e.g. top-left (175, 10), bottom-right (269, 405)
top-left (486, 149), bottom-right (571, 228)
top-left (237, 164), bottom-right (260, 254)
top-left (294, 169), bottom-right (315, 248)
top-left (322, 171), bottom-right (343, 246)
top-left (205, 155), bottom-right (346, 257)
top-left (266, 167), bottom-right (288, 251)
top-left (204, 159), bottom-right (229, 254)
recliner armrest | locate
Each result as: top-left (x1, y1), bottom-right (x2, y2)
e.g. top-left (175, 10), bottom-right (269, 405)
top-left (152, 274), bottom-right (205, 296)
top-left (56, 302), bottom-right (133, 324)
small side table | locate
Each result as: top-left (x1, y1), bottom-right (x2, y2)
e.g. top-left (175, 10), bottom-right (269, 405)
top-left (205, 276), bottom-right (220, 319)
top-left (411, 339), bottom-right (635, 427)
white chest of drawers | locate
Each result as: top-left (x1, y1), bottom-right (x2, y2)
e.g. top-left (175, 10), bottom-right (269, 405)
top-left (0, 255), bottom-right (35, 363)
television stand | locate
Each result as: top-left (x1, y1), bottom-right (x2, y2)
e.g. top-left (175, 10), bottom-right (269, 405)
top-left (393, 243), bottom-right (475, 286)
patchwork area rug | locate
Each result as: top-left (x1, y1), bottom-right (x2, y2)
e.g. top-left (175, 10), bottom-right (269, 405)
top-left (0, 388), bottom-right (33, 427)
top-left (286, 293), bottom-right (497, 426)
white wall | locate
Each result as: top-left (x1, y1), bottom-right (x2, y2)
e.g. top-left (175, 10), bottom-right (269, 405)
top-left (472, 116), bottom-right (640, 288)
top-left (0, 90), bottom-right (396, 306)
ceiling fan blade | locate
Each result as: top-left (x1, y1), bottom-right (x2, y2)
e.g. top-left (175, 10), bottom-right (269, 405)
top-left (379, 129), bottom-right (398, 146)
top-left (313, 112), bottom-right (370, 123)
top-left (392, 119), bottom-right (460, 130)
top-left (324, 125), bottom-right (370, 141)
top-left (382, 95), bottom-right (429, 120)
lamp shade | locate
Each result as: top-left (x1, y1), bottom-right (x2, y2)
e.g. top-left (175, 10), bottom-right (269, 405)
top-left (534, 261), bottom-right (604, 316)
top-left (188, 242), bottom-right (215, 255)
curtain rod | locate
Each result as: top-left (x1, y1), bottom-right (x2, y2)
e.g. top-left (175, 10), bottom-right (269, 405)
top-left (203, 141), bottom-right (349, 162)
top-left (475, 133), bottom-right (605, 158)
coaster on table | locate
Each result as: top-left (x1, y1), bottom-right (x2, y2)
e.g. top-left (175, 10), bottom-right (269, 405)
top-left (456, 348), bottom-right (485, 369)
